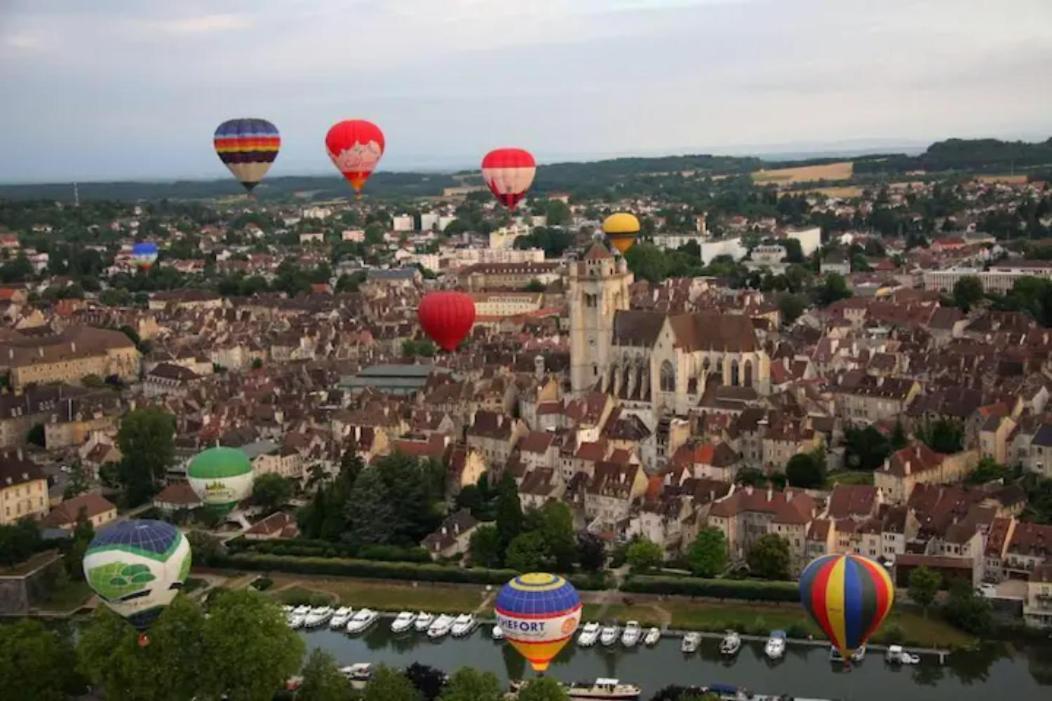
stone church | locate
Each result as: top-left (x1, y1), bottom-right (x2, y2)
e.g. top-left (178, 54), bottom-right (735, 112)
top-left (569, 243), bottom-right (770, 427)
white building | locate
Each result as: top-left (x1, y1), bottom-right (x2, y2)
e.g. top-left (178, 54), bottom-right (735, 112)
top-left (392, 214), bottom-right (414, 232)
top-left (342, 229), bottom-right (365, 243)
top-left (420, 212), bottom-right (441, 231)
top-left (652, 232), bottom-right (704, 252)
top-left (438, 215), bottom-right (457, 232)
top-left (489, 223), bottom-right (531, 250)
top-left (785, 226), bottom-right (821, 257)
top-left (302, 206), bottom-right (333, 221)
top-left (922, 263), bottom-right (1052, 294)
top-left (699, 237), bottom-right (748, 265)
top-left (447, 247), bottom-right (545, 269)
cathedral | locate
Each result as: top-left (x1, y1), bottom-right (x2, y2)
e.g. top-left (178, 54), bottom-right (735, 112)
top-left (569, 243), bottom-right (770, 427)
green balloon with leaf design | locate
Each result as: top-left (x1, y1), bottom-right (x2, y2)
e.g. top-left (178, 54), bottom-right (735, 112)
top-left (83, 520), bottom-right (191, 636)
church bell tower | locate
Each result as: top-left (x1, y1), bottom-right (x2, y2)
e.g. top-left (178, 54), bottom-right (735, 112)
top-left (569, 242), bottom-right (632, 396)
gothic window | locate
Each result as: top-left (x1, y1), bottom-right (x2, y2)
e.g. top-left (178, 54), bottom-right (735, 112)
top-left (743, 359), bottom-right (753, 388)
top-left (660, 360), bottom-right (675, 392)
top-left (731, 359), bottom-right (740, 387)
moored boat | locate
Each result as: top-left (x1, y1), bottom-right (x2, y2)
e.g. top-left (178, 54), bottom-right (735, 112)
top-left (830, 644), bottom-right (866, 663)
top-left (391, 611), bottom-right (416, 633)
top-left (339, 663), bottom-right (372, 689)
top-left (643, 627), bottom-right (661, 647)
top-left (427, 614), bottom-right (455, 639)
top-left (304, 606), bottom-right (333, 628)
top-left (599, 623), bottom-right (621, 647)
top-left (491, 624), bottom-right (504, 641)
top-left (330, 606), bottom-right (353, 629)
top-left (346, 608), bottom-right (378, 635)
top-left (681, 632), bottom-right (701, 654)
top-left (577, 621), bottom-right (600, 647)
top-left (566, 678), bottom-right (641, 700)
top-left (719, 630), bottom-right (741, 657)
top-left (451, 613), bottom-right (477, 638)
top-left (765, 630), bottom-right (787, 660)
top-left (621, 621), bottom-right (641, 648)
top-left (885, 645), bottom-right (920, 665)
top-left (414, 612), bottom-right (434, 632)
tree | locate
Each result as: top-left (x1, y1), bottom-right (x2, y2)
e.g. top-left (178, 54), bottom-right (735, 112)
top-left (517, 676), bottom-right (570, 701)
top-left (687, 527), bottom-right (728, 578)
top-left (943, 579), bottom-right (993, 635)
top-left (64, 508), bottom-right (94, 581)
top-left (505, 531), bottom-right (550, 572)
top-left (0, 518), bottom-right (42, 566)
top-left (200, 589), bottom-right (305, 701)
top-left (439, 667), bottom-right (502, 701)
top-left (297, 649), bottom-right (353, 701)
top-left (747, 534), bottom-right (790, 580)
top-left (891, 420), bottom-right (908, 450)
top-left (404, 663), bottom-right (447, 701)
top-left (626, 538), bottom-right (664, 574)
top-left (815, 273), bottom-right (852, 306)
top-left (26, 423), bottom-right (45, 447)
top-left (187, 530), bottom-right (224, 566)
top-left (735, 467), bottom-right (767, 487)
top-left (364, 665), bottom-right (420, 701)
top-left (523, 278), bottom-right (546, 292)
top-left (577, 532), bottom-right (606, 572)
top-left (952, 276), bottom-right (984, 312)
top-left (545, 200), bottom-right (572, 226)
top-left (967, 457), bottom-right (1008, 485)
top-left (346, 454), bottom-right (442, 547)
top-left (495, 474), bottom-right (523, 559)
top-left (786, 451), bottom-right (825, 488)
top-left (63, 462), bottom-right (91, 499)
top-left (468, 524), bottom-right (502, 568)
top-left (916, 418), bottom-right (964, 454)
top-left (252, 473), bottom-right (293, 513)
top-left (117, 407), bottom-right (176, 505)
top-left (776, 292), bottom-right (807, 325)
top-left (844, 426), bottom-right (892, 471)
top-left (0, 619), bottom-right (84, 701)
top-left (908, 566), bottom-right (942, 616)
top-left (538, 501), bottom-right (577, 571)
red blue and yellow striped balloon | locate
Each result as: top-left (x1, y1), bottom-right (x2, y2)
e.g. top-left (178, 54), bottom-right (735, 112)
top-left (495, 573), bottom-right (582, 672)
top-left (213, 118), bottom-right (280, 192)
top-left (799, 553), bottom-right (894, 659)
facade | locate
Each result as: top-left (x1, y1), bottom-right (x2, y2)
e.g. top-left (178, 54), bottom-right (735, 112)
top-left (922, 263), bottom-right (1052, 294)
top-left (699, 237), bottom-right (747, 265)
top-left (0, 450), bottom-right (48, 525)
top-left (460, 261), bottom-right (561, 291)
top-left (1024, 564), bottom-right (1052, 629)
top-left (0, 326), bottom-right (141, 390)
top-left (42, 493), bottom-right (117, 530)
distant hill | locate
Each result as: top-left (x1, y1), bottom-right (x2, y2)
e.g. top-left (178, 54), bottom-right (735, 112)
top-left (1, 137), bottom-right (1047, 203)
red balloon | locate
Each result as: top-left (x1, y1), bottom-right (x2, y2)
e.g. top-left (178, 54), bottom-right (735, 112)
top-left (325, 120), bottom-right (385, 193)
top-left (418, 292), bottom-right (476, 352)
top-left (482, 148), bottom-right (536, 210)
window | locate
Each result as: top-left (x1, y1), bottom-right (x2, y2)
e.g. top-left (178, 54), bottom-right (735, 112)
top-left (660, 361), bottom-right (675, 392)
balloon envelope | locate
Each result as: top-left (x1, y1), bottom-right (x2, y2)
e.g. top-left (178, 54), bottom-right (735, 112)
top-left (602, 212), bottom-right (640, 254)
top-left (83, 519), bottom-right (191, 631)
top-left (495, 573), bottom-right (582, 672)
top-left (417, 291), bottom-right (476, 352)
top-left (325, 120), bottom-right (385, 194)
top-left (799, 553), bottom-right (894, 659)
top-left (482, 148), bottom-right (536, 210)
top-left (187, 447), bottom-right (254, 515)
top-left (131, 242), bottom-right (158, 269)
top-left (214, 118), bottom-right (280, 192)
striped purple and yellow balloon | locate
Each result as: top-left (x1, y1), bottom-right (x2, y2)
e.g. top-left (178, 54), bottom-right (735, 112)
top-left (213, 118), bottom-right (280, 192)
top-left (799, 553), bottom-right (894, 660)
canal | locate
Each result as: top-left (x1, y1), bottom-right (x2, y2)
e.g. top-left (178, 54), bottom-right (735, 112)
top-left (300, 624), bottom-right (1052, 700)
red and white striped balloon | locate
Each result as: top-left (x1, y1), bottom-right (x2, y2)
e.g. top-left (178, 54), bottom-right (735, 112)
top-left (481, 148), bottom-right (536, 210)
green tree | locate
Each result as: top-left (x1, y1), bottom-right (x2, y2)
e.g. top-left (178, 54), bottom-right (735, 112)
top-left (747, 534), bottom-right (790, 580)
top-left (626, 538), bottom-right (664, 574)
top-left (776, 292), bottom-right (807, 325)
top-left (404, 663), bottom-right (446, 701)
top-left (495, 474), bottom-right (523, 559)
top-left (545, 200), bottom-right (572, 226)
top-left (0, 518), bottom-right (42, 566)
top-left (967, 457), bottom-right (1008, 485)
top-left (297, 649), bottom-right (353, 701)
top-left (200, 589), bottom-right (305, 701)
top-left (252, 473), bottom-right (293, 513)
top-left (943, 580), bottom-right (993, 635)
top-left (916, 418), bottom-right (964, 454)
top-left (815, 273), bottom-right (852, 306)
top-left (952, 276), bottom-right (984, 312)
top-left (468, 524), bottom-right (502, 568)
top-left (63, 462), bottom-right (91, 499)
top-left (523, 278), bottom-right (546, 292)
top-left (26, 423), bottom-right (45, 447)
top-left (687, 527), bottom-right (728, 578)
top-left (64, 508), bottom-right (94, 581)
top-left (187, 530), bottom-right (224, 566)
top-left (844, 426), bottom-right (892, 471)
top-left (0, 619), bottom-right (83, 701)
top-left (891, 420), bottom-right (908, 450)
top-left (346, 454), bottom-right (441, 546)
top-left (577, 532), bottom-right (606, 572)
top-left (735, 467), bottom-right (767, 487)
top-left (117, 407), bottom-right (176, 505)
top-left (908, 566), bottom-right (942, 616)
top-left (505, 531), bottom-right (550, 572)
top-left (517, 676), bottom-right (570, 701)
top-left (364, 665), bottom-right (420, 701)
top-left (539, 501), bottom-right (577, 571)
top-left (439, 667), bottom-right (502, 701)
top-left (786, 451), bottom-right (826, 488)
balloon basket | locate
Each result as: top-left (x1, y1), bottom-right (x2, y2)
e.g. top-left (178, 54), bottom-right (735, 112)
top-left (137, 632), bottom-right (150, 647)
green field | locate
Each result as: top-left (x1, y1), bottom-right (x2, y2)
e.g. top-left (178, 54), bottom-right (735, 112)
top-left (267, 577), bottom-right (491, 615)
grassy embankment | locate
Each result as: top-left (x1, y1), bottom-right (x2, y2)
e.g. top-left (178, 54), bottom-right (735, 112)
top-left (265, 577), bottom-right (492, 615)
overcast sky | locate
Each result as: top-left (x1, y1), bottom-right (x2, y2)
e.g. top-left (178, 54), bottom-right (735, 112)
top-left (1, 0), bottom-right (1050, 183)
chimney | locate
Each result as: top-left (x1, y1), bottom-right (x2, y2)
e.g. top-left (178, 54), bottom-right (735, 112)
top-left (767, 486), bottom-right (774, 501)
top-left (534, 355), bottom-right (545, 380)
top-left (904, 460), bottom-right (911, 476)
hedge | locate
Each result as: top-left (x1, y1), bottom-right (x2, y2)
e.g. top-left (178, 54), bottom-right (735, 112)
top-left (621, 574), bottom-right (799, 602)
top-left (227, 537), bottom-right (431, 563)
top-left (212, 552), bottom-right (609, 590)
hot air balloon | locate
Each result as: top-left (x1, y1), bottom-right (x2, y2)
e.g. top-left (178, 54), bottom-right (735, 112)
top-left (187, 446), bottom-right (254, 515)
top-left (799, 553), bottom-right (895, 661)
top-left (83, 519), bottom-right (191, 646)
top-left (482, 148), bottom-right (536, 210)
top-left (495, 573), bottom-right (582, 673)
top-left (213, 118), bottom-right (281, 193)
top-left (602, 213), bottom-right (640, 255)
top-left (325, 120), bottom-right (385, 195)
top-left (417, 291), bottom-right (476, 352)
top-left (131, 242), bottom-right (158, 270)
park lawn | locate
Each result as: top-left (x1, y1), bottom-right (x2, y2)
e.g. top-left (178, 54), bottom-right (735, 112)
top-left (268, 577), bottom-right (491, 614)
top-left (826, 471), bottom-right (874, 487)
top-left (583, 599), bottom-right (974, 650)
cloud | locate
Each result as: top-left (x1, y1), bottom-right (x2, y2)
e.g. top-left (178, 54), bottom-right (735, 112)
top-left (137, 13), bottom-right (252, 35)
top-left (3, 33), bottom-right (44, 50)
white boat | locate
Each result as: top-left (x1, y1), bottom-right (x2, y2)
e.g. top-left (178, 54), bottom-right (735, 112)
top-left (338, 663), bottom-right (372, 689)
top-left (330, 606), bottom-right (353, 629)
top-left (292, 604), bottom-right (311, 618)
top-left (491, 624), bottom-right (504, 641)
top-left (621, 621), bottom-right (642, 648)
top-left (885, 645), bottom-right (920, 665)
top-left (681, 632), bottom-right (701, 653)
top-left (830, 644), bottom-right (866, 663)
top-left (577, 622), bottom-right (600, 647)
top-left (451, 613), bottom-right (477, 638)
top-left (719, 630), bottom-right (741, 657)
top-left (283, 605), bottom-right (294, 614)
top-left (643, 627), bottom-right (661, 647)
top-left (286, 612), bottom-right (305, 629)
top-left (427, 614), bottom-right (455, 639)
top-left (345, 609), bottom-right (379, 635)
top-left (414, 612), bottom-right (434, 632)
top-left (599, 624), bottom-right (621, 647)
top-left (390, 611), bottom-right (416, 634)
top-left (566, 678), bottom-right (641, 700)
top-left (764, 630), bottom-right (787, 660)
top-left (304, 606), bottom-right (333, 627)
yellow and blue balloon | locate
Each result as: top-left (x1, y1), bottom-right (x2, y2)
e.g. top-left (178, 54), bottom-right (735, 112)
top-left (495, 573), bottom-right (582, 672)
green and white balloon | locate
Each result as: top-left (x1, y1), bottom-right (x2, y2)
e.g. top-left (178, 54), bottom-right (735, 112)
top-left (187, 446), bottom-right (254, 514)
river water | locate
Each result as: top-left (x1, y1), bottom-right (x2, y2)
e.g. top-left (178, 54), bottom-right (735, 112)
top-left (300, 623), bottom-right (1052, 700)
